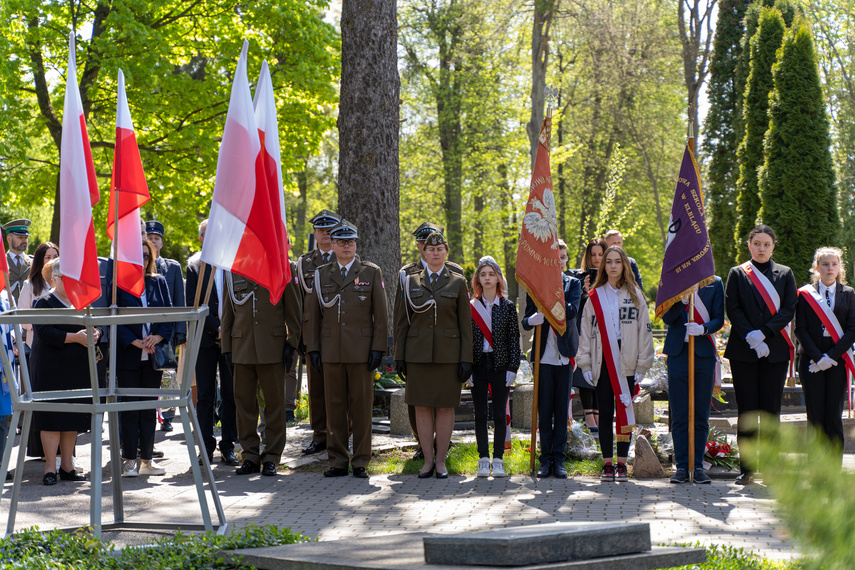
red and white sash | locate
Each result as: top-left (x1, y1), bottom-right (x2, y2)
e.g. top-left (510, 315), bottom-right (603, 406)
top-left (742, 261), bottom-right (795, 372)
top-left (798, 284), bottom-right (855, 379)
top-left (588, 288), bottom-right (635, 440)
top-left (471, 298), bottom-right (512, 448)
top-left (691, 291), bottom-right (722, 393)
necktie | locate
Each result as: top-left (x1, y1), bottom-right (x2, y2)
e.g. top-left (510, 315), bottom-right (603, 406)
top-left (826, 288), bottom-right (832, 308)
top-left (323, 253), bottom-right (330, 264)
top-left (341, 266), bottom-right (347, 280)
top-left (430, 273), bottom-right (437, 287)
top-left (14, 255), bottom-right (20, 269)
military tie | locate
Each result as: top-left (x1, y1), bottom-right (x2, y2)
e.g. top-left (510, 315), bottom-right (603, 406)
top-left (430, 273), bottom-right (437, 287)
top-left (323, 253), bottom-right (330, 264)
top-left (341, 266), bottom-right (347, 280)
top-left (14, 255), bottom-right (20, 269)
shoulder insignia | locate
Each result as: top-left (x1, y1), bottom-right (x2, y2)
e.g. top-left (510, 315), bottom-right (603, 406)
top-left (361, 260), bottom-right (380, 270)
top-left (445, 261), bottom-right (465, 276)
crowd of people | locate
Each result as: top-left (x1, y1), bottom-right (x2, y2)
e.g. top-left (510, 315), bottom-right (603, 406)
top-left (1, 213), bottom-right (853, 486)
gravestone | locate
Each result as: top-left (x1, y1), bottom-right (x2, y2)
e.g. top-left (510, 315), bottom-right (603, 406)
top-left (632, 434), bottom-right (667, 478)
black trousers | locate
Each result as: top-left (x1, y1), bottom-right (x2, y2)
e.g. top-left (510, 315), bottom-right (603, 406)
top-left (799, 356), bottom-right (847, 454)
top-left (596, 358), bottom-right (636, 460)
top-left (195, 344), bottom-right (237, 457)
top-left (118, 360), bottom-right (163, 461)
top-left (472, 353), bottom-right (509, 460)
top-left (731, 359), bottom-right (788, 474)
top-left (537, 363), bottom-right (571, 463)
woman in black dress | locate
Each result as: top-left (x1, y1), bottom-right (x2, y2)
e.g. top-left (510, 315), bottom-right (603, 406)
top-left (794, 246), bottom-right (855, 461)
top-left (31, 258), bottom-right (102, 485)
top-left (724, 225), bottom-right (797, 484)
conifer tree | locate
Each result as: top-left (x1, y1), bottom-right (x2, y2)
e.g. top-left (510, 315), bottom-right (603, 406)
top-left (759, 19), bottom-right (839, 283)
top-left (734, 7), bottom-right (785, 257)
top-left (702, 0), bottom-right (751, 276)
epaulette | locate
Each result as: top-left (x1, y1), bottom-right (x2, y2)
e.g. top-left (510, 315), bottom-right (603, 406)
top-left (445, 261), bottom-right (465, 276)
top-left (399, 261), bottom-right (420, 274)
top-left (361, 260), bottom-right (380, 270)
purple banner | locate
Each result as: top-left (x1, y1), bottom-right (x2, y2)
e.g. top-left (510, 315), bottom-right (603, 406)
top-left (654, 145), bottom-right (715, 318)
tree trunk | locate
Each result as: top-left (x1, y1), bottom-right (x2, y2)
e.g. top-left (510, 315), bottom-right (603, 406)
top-left (526, 0), bottom-right (558, 169)
top-left (338, 0), bottom-right (401, 326)
top-left (473, 188), bottom-right (484, 258)
top-left (678, 0), bottom-right (716, 136)
top-left (436, 41), bottom-right (464, 262)
top-left (499, 163), bottom-right (518, 305)
top-left (292, 167), bottom-right (308, 257)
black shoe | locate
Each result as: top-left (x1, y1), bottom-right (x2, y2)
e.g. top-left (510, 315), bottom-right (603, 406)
top-left (412, 448), bottom-right (425, 461)
top-left (352, 467), bottom-right (368, 479)
top-left (553, 462), bottom-right (568, 479)
top-left (302, 441), bottom-right (326, 455)
top-left (436, 470), bottom-right (448, 479)
top-left (151, 446), bottom-right (164, 459)
top-left (735, 472), bottom-right (754, 485)
top-left (59, 467), bottom-right (86, 482)
top-left (198, 454), bottom-right (214, 466)
top-left (670, 468), bottom-right (689, 484)
top-left (418, 465), bottom-right (435, 478)
top-left (261, 461), bottom-right (277, 476)
top-left (236, 460), bottom-right (260, 475)
top-left (285, 411), bottom-right (297, 423)
top-left (43, 472), bottom-right (57, 486)
top-left (221, 450), bottom-right (240, 466)
top-left (536, 463), bottom-right (552, 478)
top-left (160, 420), bottom-right (173, 432)
top-left (324, 467), bottom-right (348, 477)
top-left (694, 469), bottom-right (712, 484)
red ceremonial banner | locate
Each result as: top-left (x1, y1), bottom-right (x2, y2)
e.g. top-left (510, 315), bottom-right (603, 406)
top-left (515, 114), bottom-right (566, 335)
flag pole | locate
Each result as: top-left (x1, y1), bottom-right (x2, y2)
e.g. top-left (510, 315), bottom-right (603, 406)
top-left (687, 120), bottom-right (696, 483)
top-left (530, 324), bottom-right (541, 473)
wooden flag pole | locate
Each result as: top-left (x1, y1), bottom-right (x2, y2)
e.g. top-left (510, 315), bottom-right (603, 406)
top-left (529, 324), bottom-right (542, 473)
top-left (687, 120), bottom-right (696, 483)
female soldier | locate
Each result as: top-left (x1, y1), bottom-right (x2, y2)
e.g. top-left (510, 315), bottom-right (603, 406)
top-left (794, 246), bottom-right (855, 461)
top-left (395, 233), bottom-right (473, 479)
top-left (724, 224), bottom-right (797, 484)
top-left (577, 246), bottom-right (654, 482)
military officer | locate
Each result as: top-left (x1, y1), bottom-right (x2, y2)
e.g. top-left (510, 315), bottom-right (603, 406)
top-left (306, 220), bottom-right (388, 478)
top-left (296, 209), bottom-right (340, 455)
top-left (221, 266), bottom-right (302, 476)
top-left (394, 222), bottom-right (465, 460)
top-left (2, 219), bottom-right (32, 303)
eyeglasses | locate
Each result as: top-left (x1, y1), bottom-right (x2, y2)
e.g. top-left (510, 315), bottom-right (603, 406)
top-left (335, 239), bottom-right (356, 247)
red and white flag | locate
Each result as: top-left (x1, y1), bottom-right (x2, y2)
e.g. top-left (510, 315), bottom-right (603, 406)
top-left (59, 32), bottom-right (101, 310)
top-left (107, 69), bottom-right (150, 297)
top-left (201, 41), bottom-right (288, 303)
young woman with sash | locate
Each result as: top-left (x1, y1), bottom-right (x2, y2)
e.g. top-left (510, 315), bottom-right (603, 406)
top-left (724, 224), bottom-right (797, 484)
top-left (577, 246), bottom-right (654, 482)
top-left (469, 256), bottom-right (521, 478)
top-left (794, 247), bottom-right (855, 460)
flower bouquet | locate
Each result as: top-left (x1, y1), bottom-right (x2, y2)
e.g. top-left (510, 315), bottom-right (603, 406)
top-left (704, 428), bottom-right (739, 471)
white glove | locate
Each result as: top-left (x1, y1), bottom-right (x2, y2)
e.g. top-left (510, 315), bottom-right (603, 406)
top-left (465, 376), bottom-right (474, 388)
top-left (685, 322), bottom-right (704, 336)
top-left (528, 312), bottom-right (544, 326)
top-left (817, 355), bottom-right (837, 371)
top-left (582, 370), bottom-right (594, 386)
top-left (505, 371), bottom-right (516, 387)
top-left (634, 371), bottom-right (646, 383)
top-left (754, 342), bottom-right (770, 359)
top-left (808, 361), bottom-right (819, 374)
top-left (746, 330), bottom-right (765, 349)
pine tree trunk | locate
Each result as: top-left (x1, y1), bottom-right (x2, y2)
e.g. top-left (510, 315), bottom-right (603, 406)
top-left (338, 0), bottom-right (401, 325)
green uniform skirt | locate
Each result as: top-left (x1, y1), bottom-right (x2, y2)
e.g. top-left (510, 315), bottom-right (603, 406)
top-left (404, 363), bottom-right (461, 408)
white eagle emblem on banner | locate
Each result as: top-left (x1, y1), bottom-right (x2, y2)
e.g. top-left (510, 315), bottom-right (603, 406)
top-left (523, 188), bottom-right (559, 249)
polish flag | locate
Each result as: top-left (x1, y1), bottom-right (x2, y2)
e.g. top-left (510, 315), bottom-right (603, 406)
top-left (106, 69), bottom-right (150, 297)
top-left (253, 61), bottom-right (291, 288)
top-left (59, 32), bottom-right (101, 310)
top-left (201, 41), bottom-right (288, 303)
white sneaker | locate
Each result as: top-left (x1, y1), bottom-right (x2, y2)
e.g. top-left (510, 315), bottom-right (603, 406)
top-left (477, 457), bottom-right (491, 477)
top-left (122, 459), bottom-right (138, 477)
top-left (491, 458), bottom-right (506, 477)
top-left (138, 459), bottom-right (166, 476)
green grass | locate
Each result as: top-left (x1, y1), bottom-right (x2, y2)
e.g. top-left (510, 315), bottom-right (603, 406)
top-left (663, 543), bottom-right (802, 569)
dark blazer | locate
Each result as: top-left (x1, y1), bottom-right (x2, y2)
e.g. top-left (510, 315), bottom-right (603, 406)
top-left (156, 256), bottom-right (186, 341)
top-left (724, 260), bottom-right (797, 363)
top-left (628, 257), bottom-right (643, 291)
top-left (521, 273), bottom-right (581, 359)
top-left (662, 276), bottom-right (725, 358)
top-left (794, 282), bottom-right (855, 364)
top-left (185, 257), bottom-right (221, 349)
top-left (114, 275), bottom-right (175, 370)
top-left (471, 296), bottom-right (521, 373)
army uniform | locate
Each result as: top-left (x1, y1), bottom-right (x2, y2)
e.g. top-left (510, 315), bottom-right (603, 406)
top-left (221, 266), bottom-right (302, 471)
top-left (296, 209), bottom-right (340, 453)
top-left (306, 221), bottom-right (388, 475)
top-left (2, 220), bottom-right (32, 303)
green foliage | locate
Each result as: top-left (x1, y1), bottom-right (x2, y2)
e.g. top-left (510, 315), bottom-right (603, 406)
top-left (665, 543), bottom-right (801, 569)
top-left (702, 0), bottom-right (751, 276)
top-left (735, 6), bottom-right (786, 257)
top-left (592, 143), bottom-right (634, 241)
top-left (0, 523), bottom-right (308, 569)
top-left (0, 0), bottom-right (340, 265)
top-left (759, 19), bottom-right (839, 283)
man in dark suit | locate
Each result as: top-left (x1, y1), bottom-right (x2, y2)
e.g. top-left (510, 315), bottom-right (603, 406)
top-left (221, 263), bottom-right (302, 476)
top-left (521, 260), bottom-right (581, 479)
top-left (662, 277), bottom-right (724, 484)
top-left (145, 220), bottom-right (186, 432)
top-left (185, 219), bottom-right (239, 466)
top-left (306, 220), bottom-right (388, 478)
top-left (2, 219), bottom-right (32, 303)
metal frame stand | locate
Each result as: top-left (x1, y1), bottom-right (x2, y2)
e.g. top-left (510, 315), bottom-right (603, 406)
top-left (0, 305), bottom-right (226, 537)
